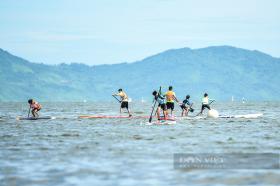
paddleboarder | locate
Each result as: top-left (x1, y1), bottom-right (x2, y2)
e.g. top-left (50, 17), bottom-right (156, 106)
top-left (152, 90), bottom-right (168, 120)
top-left (28, 99), bottom-right (42, 118)
top-left (164, 86), bottom-right (179, 115)
top-left (199, 93), bottom-right (214, 115)
top-left (112, 89), bottom-right (132, 117)
top-left (180, 95), bottom-right (193, 116)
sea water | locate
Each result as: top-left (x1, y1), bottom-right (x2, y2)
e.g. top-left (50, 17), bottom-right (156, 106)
top-left (0, 102), bottom-right (279, 186)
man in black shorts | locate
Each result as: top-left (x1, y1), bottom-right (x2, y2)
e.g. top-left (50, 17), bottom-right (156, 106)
top-left (199, 93), bottom-right (214, 115)
top-left (113, 89), bottom-right (132, 117)
top-left (164, 86), bottom-right (179, 115)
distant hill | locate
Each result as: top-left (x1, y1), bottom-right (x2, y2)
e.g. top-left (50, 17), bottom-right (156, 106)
top-left (0, 48), bottom-right (96, 101)
top-left (0, 46), bottom-right (279, 101)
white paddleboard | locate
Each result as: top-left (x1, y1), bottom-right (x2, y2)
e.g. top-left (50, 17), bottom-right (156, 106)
top-left (218, 113), bottom-right (263, 119)
top-left (16, 116), bottom-right (56, 120)
top-left (178, 116), bottom-right (206, 120)
top-left (145, 120), bottom-right (176, 125)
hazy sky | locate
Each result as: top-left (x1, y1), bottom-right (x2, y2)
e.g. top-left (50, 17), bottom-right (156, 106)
top-left (0, 0), bottom-right (279, 65)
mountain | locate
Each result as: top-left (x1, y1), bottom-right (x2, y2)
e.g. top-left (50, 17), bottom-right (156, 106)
top-left (0, 46), bottom-right (279, 101)
top-left (0, 48), bottom-right (96, 101)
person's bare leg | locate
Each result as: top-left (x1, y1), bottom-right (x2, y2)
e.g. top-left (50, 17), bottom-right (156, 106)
top-left (35, 110), bottom-right (39, 118)
top-left (32, 110), bottom-right (37, 118)
top-left (185, 108), bottom-right (189, 116)
top-left (157, 107), bottom-right (161, 120)
top-left (163, 110), bottom-right (167, 120)
top-left (32, 110), bottom-right (35, 117)
top-left (184, 110), bottom-right (186, 116)
top-left (127, 108), bottom-right (132, 117)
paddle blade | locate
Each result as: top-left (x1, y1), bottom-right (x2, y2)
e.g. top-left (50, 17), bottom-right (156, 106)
top-left (27, 106), bottom-right (31, 118)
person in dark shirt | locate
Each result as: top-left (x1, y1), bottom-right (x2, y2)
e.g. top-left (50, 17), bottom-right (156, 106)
top-left (180, 95), bottom-right (193, 116)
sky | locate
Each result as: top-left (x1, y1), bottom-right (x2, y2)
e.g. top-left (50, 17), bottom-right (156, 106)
top-left (0, 0), bottom-right (279, 65)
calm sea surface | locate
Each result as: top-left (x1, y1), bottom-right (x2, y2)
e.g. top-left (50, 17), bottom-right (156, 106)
top-left (0, 102), bottom-right (279, 186)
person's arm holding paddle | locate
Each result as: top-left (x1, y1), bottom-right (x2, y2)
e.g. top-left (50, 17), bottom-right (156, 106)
top-left (209, 99), bottom-right (215, 105)
top-left (112, 93), bottom-right (121, 103)
top-left (189, 102), bottom-right (194, 112)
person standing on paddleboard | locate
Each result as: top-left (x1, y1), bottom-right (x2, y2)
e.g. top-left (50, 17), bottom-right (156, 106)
top-left (152, 90), bottom-right (168, 120)
top-left (28, 99), bottom-right (42, 118)
top-left (164, 86), bottom-right (179, 115)
top-left (113, 89), bottom-right (132, 117)
top-left (199, 93), bottom-right (214, 115)
top-left (180, 95), bottom-right (193, 116)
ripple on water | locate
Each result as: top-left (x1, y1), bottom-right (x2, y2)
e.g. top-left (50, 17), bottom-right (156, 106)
top-left (132, 135), bottom-right (143, 140)
top-left (0, 102), bottom-right (279, 186)
top-left (0, 134), bottom-right (14, 139)
top-left (61, 133), bottom-right (80, 137)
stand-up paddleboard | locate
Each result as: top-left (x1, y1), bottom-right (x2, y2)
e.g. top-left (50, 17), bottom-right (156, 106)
top-left (78, 115), bottom-right (176, 120)
top-left (16, 116), bottom-right (55, 120)
top-left (158, 116), bottom-right (176, 121)
top-left (178, 115), bottom-right (206, 120)
top-left (145, 120), bottom-right (176, 125)
top-left (145, 115), bottom-right (176, 125)
top-left (179, 113), bottom-right (263, 120)
top-left (218, 113), bottom-right (263, 119)
top-left (79, 115), bottom-right (147, 119)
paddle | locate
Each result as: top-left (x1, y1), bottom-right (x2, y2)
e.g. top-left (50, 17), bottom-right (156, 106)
top-left (149, 86), bottom-right (161, 123)
top-left (112, 95), bottom-right (121, 103)
top-left (209, 100), bottom-right (215, 105)
top-left (27, 105), bottom-right (31, 118)
top-left (178, 101), bottom-right (194, 113)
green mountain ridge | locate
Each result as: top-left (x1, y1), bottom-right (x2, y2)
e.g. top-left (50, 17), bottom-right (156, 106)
top-left (0, 46), bottom-right (279, 101)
